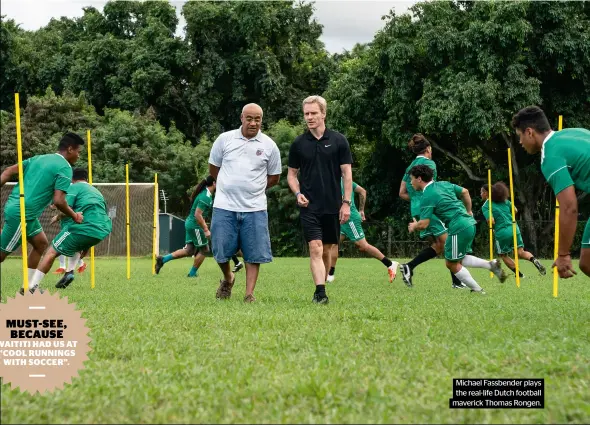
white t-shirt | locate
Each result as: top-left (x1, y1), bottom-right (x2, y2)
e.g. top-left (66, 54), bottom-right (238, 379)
top-left (208, 128), bottom-right (282, 212)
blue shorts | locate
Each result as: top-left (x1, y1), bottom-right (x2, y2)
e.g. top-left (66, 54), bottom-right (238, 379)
top-left (210, 208), bottom-right (272, 264)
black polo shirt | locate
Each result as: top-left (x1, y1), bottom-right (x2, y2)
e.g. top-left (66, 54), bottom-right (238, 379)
top-left (288, 128), bottom-right (353, 214)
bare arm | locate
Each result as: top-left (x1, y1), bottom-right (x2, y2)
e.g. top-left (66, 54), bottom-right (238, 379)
top-left (53, 190), bottom-right (79, 221)
top-left (287, 167), bottom-right (300, 194)
top-left (355, 184), bottom-right (367, 213)
top-left (0, 164), bottom-right (18, 187)
top-left (409, 218), bottom-right (431, 232)
top-left (209, 164), bottom-right (220, 181)
top-left (341, 164), bottom-right (352, 202)
top-left (556, 186), bottom-right (578, 256)
top-left (195, 208), bottom-right (209, 233)
top-left (287, 167), bottom-right (308, 207)
top-left (267, 174), bottom-right (280, 189)
top-left (460, 188), bottom-right (472, 215)
top-left (399, 180), bottom-right (410, 202)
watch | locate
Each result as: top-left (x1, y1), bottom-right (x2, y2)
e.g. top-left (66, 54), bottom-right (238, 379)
top-left (342, 199), bottom-right (351, 206)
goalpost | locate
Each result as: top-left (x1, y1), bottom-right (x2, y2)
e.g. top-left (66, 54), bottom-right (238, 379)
top-left (0, 182), bottom-right (159, 258)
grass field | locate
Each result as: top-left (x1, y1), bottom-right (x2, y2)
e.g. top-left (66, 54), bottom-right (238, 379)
top-left (1, 256), bottom-right (589, 424)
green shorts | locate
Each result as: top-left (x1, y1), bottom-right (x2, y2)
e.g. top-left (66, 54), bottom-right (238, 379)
top-left (416, 215), bottom-right (448, 239)
top-left (52, 228), bottom-right (103, 257)
top-left (0, 215), bottom-right (43, 253)
top-left (582, 220), bottom-right (590, 249)
top-left (185, 226), bottom-right (208, 249)
top-left (494, 227), bottom-right (524, 255)
top-left (445, 224), bottom-right (476, 262)
top-left (340, 216), bottom-right (365, 242)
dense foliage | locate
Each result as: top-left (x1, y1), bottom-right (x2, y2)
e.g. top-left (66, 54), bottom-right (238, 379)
top-left (1, 0), bottom-right (588, 256)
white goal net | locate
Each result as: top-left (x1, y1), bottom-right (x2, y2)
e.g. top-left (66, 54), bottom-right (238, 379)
top-left (1, 182), bottom-right (158, 257)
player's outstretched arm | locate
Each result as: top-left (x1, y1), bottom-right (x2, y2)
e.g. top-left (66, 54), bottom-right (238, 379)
top-left (53, 190), bottom-right (82, 223)
top-left (408, 218), bottom-right (430, 233)
top-left (553, 186), bottom-right (578, 279)
top-left (556, 186), bottom-right (578, 255)
top-left (399, 180), bottom-right (410, 202)
top-left (0, 164), bottom-right (18, 187)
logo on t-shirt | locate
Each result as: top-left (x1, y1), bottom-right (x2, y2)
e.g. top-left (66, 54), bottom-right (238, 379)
top-left (256, 149), bottom-right (264, 156)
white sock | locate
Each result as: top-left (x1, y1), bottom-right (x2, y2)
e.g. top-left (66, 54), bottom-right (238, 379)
top-left (454, 267), bottom-right (483, 291)
top-left (66, 253), bottom-right (81, 272)
top-left (77, 258), bottom-right (85, 268)
top-left (28, 268), bottom-right (35, 286)
top-left (30, 270), bottom-right (46, 290)
top-left (59, 255), bottom-right (66, 268)
top-left (462, 255), bottom-right (492, 270)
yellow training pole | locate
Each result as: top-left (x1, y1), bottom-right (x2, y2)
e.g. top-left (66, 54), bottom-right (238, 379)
top-left (126, 164), bottom-right (131, 280)
top-left (87, 130), bottom-right (96, 289)
top-left (488, 169), bottom-right (494, 278)
top-left (15, 93), bottom-right (29, 292)
top-left (553, 115), bottom-right (563, 297)
top-left (152, 173), bottom-right (158, 275)
top-left (507, 148), bottom-right (520, 287)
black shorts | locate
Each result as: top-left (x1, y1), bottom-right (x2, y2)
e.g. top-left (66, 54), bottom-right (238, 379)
top-left (299, 209), bottom-right (340, 244)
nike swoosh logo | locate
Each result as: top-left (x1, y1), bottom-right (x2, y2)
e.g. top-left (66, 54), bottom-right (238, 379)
top-left (325, 144), bottom-right (331, 147)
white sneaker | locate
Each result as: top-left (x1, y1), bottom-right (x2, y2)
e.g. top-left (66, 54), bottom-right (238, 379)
top-left (490, 259), bottom-right (508, 283)
top-left (388, 261), bottom-right (399, 283)
top-left (326, 274), bottom-right (335, 283)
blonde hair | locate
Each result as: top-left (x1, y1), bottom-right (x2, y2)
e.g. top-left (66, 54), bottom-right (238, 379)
top-left (302, 95), bottom-right (327, 115)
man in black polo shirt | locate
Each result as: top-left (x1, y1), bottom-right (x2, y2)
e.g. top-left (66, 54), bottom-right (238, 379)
top-left (287, 95), bottom-right (353, 304)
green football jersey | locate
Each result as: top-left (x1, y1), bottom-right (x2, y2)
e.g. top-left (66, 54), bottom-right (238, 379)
top-left (541, 128), bottom-right (590, 195)
top-left (63, 182), bottom-right (112, 237)
top-left (419, 181), bottom-right (476, 234)
top-left (4, 153), bottom-right (72, 220)
top-left (482, 199), bottom-right (513, 232)
top-left (403, 156), bottom-right (437, 217)
top-left (186, 188), bottom-right (213, 229)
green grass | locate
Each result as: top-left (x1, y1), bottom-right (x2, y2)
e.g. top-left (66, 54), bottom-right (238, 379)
top-left (1, 256), bottom-right (589, 424)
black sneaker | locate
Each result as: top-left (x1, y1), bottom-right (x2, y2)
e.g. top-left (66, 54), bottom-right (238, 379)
top-left (452, 282), bottom-right (468, 289)
top-left (56, 271), bottom-right (75, 289)
top-left (400, 263), bottom-right (413, 287)
top-left (155, 256), bottom-right (164, 274)
top-left (232, 261), bottom-right (244, 273)
top-left (312, 292), bottom-right (329, 304)
top-left (19, 286), bottom-right (45, 296)
top-left (532, 258), bottom-right (546, 276)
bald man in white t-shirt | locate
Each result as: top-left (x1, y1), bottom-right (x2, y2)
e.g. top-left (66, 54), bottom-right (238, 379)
top-left (208, 103), bottom-right (282, 303)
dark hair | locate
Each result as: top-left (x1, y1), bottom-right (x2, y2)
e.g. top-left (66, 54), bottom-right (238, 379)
top-left (481, 184), bottom-right (489, 193)
top-left (72, 168), bottom-right (88, 181)
top-left (190, 175), bottom-right (215, 202)
top-left (409, 164), bottom-right (434, 182)
top-left (58, 132), bottom-right (85, 151)
top-left (490, 181), bottom-right (509, 203)
top-left (408, 133), bottom-right (431, 155)
top-left (511, 106), bottom-right (551, 133)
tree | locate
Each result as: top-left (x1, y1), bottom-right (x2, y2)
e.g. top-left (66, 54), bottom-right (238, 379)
top-left (325, 0), bottom-right (590, 253)
top-left (182, 0), bottom-right (334, 136)
top-left (0, 90), bottom-right (209, 216)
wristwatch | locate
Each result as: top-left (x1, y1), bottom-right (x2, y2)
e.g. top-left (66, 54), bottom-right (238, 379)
top-left (342, 199), bottom-right (351, 206)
